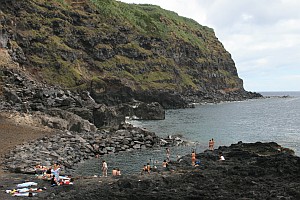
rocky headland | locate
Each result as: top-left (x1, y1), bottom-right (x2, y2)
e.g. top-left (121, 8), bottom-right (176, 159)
top-left (0, 1), bottom-right (277, 199)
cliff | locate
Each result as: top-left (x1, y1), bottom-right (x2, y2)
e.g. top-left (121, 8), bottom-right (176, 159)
top-left (0, 0), bottom-right (261, 108)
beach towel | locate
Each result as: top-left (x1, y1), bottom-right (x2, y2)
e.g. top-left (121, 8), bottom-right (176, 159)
top-left (16, 182), bottom-right (38, 188)
top-left (13, 192), bottom-right (37, 197)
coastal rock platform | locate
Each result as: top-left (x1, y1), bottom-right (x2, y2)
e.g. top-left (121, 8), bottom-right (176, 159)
top-left (1, 141), bottom-right (299, 200)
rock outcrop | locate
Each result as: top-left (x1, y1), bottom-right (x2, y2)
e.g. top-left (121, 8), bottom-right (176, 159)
top-left (42, 142), bottom-right (300, 200)
top-left (0, 65), bottom-right (164, 130)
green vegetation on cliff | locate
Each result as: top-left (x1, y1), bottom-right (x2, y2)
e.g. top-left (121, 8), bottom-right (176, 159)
top-left (0, 0), bottom-right (244, 94)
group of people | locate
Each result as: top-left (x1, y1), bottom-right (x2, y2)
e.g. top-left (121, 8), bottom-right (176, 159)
top-left (140, 158), bottom-right (169, 175)
top-left (112, 168), bottom-right (121, 176)
top-left (139, 148), bottom-right (172, 175)
top-left (141, 163), bottom-right (152, 175)
top-left (191, 138), bottom-right (225, 166)
top-left (98, 139), bottom-right (223, 177)
top-left (101, 160), bottom-right (121, 177)
top-left (35, 163), bottom-right (72, 186)
top-left (35, 163), bottom-right (60, 182)
top-left (52, 163), bottom-right (61, 184)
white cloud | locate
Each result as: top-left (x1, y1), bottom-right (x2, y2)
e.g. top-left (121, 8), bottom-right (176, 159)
top-left (118, 0), bottom-right (300, 91)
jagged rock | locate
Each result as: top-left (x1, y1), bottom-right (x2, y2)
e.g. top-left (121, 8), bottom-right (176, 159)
top-left (2, 124), bottom-right (183, 174)
top-left (25, 142), bottom-right (298, 200)
top-left (44, 109), bottom-right (97, 132)
top-left (3, 87), bottom-right (22, 104)
top-left (67, 107), bottom-right (93, 122)
top-left (133, 90), bottom-right (189, 109)
top-left (93, 104), bottom-right (125, 128)
top-left (133, 102), bottom-right (165, 120)
top-left (39, 115), bottom-right (68, 130)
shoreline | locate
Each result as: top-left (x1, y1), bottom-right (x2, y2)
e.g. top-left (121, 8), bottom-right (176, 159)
top-left (1, 110), bottom-right (299, 199)
top-left (1, 141), bottom-right (299, 200)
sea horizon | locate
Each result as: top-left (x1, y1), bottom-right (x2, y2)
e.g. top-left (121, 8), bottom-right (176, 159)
top-left (257, 91), bottom-right (300, 97)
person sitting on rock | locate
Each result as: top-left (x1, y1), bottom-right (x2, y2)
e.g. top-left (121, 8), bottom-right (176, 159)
top-left (116, 168), bottom-right (121, 176)
top-left (191, 150), bottom-right (196, 166)
top-left (194, 159), bottom-right (202, 167)
top-left (112, 168), bottom-right (117, 176)
top-left (35, 164), bottom-right (46, 175)
top-left (44, 166), bottom-right (52, 179)
top-left (50, 175), bottom-right (58, 187)
top-left (52, 163), bottom-right (61, 183)
top-left (141, 165), bottom-right (148, 175)
top-left (146, 163), bottom-right (151, 174)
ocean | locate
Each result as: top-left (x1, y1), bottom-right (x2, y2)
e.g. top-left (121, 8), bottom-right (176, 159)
top-left (74, 91), bottom-right (300, 176)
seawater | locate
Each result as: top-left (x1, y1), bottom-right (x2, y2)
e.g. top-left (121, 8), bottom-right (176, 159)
top-left (74, 91), bottom-right (300, 176)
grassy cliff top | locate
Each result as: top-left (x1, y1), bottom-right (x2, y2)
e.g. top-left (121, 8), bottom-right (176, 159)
top-left (0, 0), bottom-right (242, 93)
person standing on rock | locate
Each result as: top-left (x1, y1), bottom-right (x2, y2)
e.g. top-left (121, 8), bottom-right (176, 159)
top-left (211, 138), bottom-right (215, 150)
top-left (191, 150), bottom-right (196, 166)
top-left (166, 148), bottom-right (170, 161)
top-left (209, 139), bottom-right (213, 150)
top-left (102, 160), bottom-right (108, 177)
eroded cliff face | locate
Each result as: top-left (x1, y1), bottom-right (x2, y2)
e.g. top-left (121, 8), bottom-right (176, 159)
top-left (0, 0), bottom-right (261, 108)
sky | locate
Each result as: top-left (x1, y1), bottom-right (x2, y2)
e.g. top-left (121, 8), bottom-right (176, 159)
top-left (118, 0), bottom-right (300, 92)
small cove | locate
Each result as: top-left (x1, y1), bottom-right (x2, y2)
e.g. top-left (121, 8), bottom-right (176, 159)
top-left (74, 92), bottom-right (300, 176)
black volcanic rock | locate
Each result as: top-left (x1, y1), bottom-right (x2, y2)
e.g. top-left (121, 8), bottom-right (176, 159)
top-left (46, 142), bottom-right (300, 200)
top-left (121, 101), bottom-right (165, 120)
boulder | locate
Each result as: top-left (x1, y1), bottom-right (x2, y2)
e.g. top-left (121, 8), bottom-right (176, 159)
top-left (93, 104), bottom-right (125, 128)
top-left (132, 102), bottom-right (165, 120)
top-left (3, 87), bottom-right (22, 104)
top-left (45, 109), bottom-right (97, 132)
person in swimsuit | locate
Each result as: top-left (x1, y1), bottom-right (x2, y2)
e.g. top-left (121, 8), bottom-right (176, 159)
top-left (44, 166), bottom-right (52, 179)
top-left (51, 163), bottom-right (61, 183)
top-left (211, 138), bottom-right (215, 150)
top-left (50, 175), bottom-right (58, 186)
top-left (116, 168), bottom-right (121, 176)
top-left (166, 148), bottom-right (170, 161)
top-left (148, 163), bottom-right (151, 174)
top-left (209, 140), bottom-right (213, 150)
top-left (162, 160), bottom-right (168, 168)
top-left (112, 168), bottom-right (117, 176)
top-left (102, 160), bottom-right (108, 177)
top-left (141, 165), bottom-right (148, 175)
top-left (191, 150), bottom-right (196, 166)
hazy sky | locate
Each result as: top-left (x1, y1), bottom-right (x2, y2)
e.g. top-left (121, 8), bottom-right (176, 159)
top-left (118, 0), bottom-right (300, 92)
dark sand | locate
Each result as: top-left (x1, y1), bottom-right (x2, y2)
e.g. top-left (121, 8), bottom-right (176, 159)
top-left (0, 113), bottom-right (53, 174)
